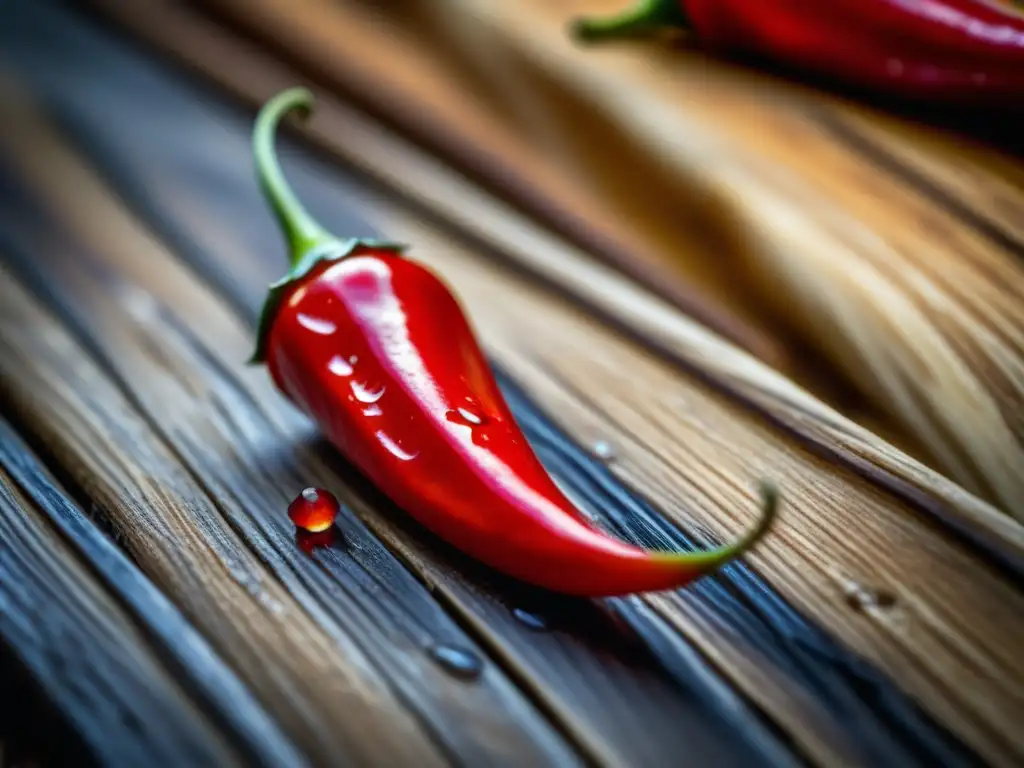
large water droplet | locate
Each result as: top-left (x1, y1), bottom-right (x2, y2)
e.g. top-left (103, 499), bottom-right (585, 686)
top-left (429, 644), bottom-right (482, 680)
top-left (328, 355), bottom-right (353, 376)
top-left (512, 608), bottom-right (548, 631)
top-left (296, 313), bottom-right (337, 335)
top-left (288, 487), bottom-right (339, 532)
top-left (351, 381), bottom-right (386, 403)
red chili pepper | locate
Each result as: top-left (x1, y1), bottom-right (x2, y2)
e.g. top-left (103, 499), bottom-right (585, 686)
top-left (251, 88), bottom-right (778, 597)
top-left (570, 0), bottom-right (1024, 102)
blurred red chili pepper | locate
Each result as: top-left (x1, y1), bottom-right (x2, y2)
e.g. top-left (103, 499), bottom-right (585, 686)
top-left (250, 87), bottom-right (778, 597)
top-left (571, 0), bottom-right (1024, 102)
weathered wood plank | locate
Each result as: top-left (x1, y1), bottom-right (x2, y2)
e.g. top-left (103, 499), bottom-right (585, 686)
top-left (0, 449), bottom-right (242, 766)
top-left (0, 301), bottom-right (457, 766)
top-left (8, 4), bottom-right (1021, 766)
top-left (0, 420), bottom-right (305, 768)
top-left (0, 56), bottom-right (789, 768)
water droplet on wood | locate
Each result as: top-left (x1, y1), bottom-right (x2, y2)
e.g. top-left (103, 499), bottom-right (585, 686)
top-left (843, 581), bottom-right (896, 612)
top-left (512, 608), bottom-right (548, 630)
top-left (429, 644), bottom-right (482, 680)
top-left (592, 440), bottom-right (615, 461)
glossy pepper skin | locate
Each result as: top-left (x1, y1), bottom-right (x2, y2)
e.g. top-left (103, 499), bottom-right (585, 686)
top-left (251, 88), bottom-right (778, 597)
top-left (570, 0), bottom-right (1024, 102)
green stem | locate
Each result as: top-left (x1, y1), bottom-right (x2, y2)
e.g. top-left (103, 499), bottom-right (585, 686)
top-left (252, 87), bottom-right (335, 267)
top-left (569, 0), bottom-right (689, 41)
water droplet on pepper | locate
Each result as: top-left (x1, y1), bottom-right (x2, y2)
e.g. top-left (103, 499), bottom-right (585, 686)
top-left (447, 407), bottom-right (489, 427)
top-left (328, 355), bottom-right (353, 376)
top-left (351, 381), bottom-right (386, 403)
top-left (376, 431), bottom-right (419, 461)
top-left (296, 313), bottom-right (337, 335)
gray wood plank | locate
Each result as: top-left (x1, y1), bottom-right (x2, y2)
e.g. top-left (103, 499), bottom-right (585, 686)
top-left (0, 420), bottom-right (305, 768)
top-left (0, 454), bottom-right (242, 767)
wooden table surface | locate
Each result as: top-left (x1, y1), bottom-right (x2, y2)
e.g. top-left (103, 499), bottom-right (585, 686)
top-left (1, 2), bottom-right (1022, 766)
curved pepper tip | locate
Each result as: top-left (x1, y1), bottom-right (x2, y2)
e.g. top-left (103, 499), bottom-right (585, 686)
top-left (651, 479), bottom-right (780, 579)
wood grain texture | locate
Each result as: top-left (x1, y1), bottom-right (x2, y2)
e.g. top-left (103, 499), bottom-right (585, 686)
top-left (0, 277), bottom-right (454, 767)
top-left (0, 446), bottom-right (241, 766)
top-left (0, 420), bottom-right (306, 768)
top-left (7, 4), bottom-right (1022, 765)
top-left (192, 0), bottom-right (1024, 520)
top-left (89, 0), bottom-right (1024, 573)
